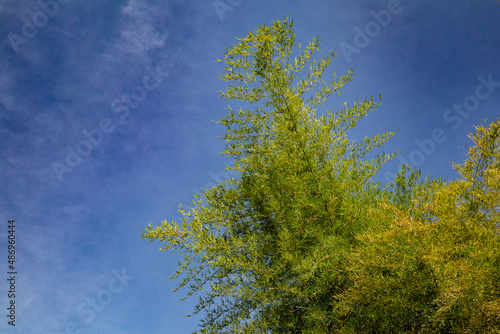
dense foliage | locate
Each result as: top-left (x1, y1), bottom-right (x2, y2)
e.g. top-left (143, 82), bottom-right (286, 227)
top-left (142, 18), bottom-right (500, 333)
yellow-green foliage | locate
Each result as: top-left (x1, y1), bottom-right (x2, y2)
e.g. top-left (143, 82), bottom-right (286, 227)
top-left (341, 118), bottom-right (500, 333)
top-left (142, 17), bottom-right (500, 333)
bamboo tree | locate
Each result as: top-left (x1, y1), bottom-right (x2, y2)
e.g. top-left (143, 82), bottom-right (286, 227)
top-left (341, 118), bottom-right (500, 333)
top-left (142, 18), bottom-right (396, 333)
top-left (142, 17), bottom-right (500, 333)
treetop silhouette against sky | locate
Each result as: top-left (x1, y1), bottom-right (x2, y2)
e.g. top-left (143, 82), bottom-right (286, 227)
top-left (0, 1), bottom-right (499, 333)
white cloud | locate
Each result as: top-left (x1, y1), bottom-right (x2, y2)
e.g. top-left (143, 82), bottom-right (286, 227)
top-left (105, 0), bottom-right (169, 66)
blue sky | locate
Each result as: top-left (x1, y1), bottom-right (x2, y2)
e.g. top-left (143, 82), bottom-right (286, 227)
top-left (0, 1), bottom-right (499, 333)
